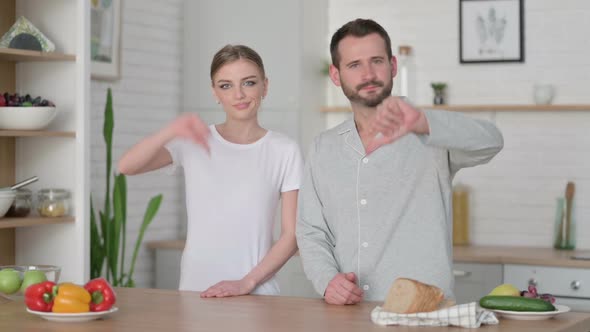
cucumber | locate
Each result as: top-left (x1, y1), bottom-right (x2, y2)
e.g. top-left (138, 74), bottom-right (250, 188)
top-left (479, 295), bottom-right (556, 312)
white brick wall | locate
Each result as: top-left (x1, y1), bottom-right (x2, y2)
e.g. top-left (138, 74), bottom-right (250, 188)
top-left (329, 1), bottom-right (590, 248)
top-left (90, 0), bottom-right (184, 287)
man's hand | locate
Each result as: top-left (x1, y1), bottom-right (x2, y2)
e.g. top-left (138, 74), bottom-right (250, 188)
top-left (365, 96), bottom-right (429, 154)
top-left (324, 272), bottom-right (364, 305)
top-left (200, 278), bottom-right (256, 298)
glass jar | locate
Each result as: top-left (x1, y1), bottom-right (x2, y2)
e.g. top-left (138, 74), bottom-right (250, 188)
top-left (394, 45), bottom-right (415, 101)
top-left (37, 189), bottom-right (71, 217)
top-left (553, 197), bottom-right (575, 250)
top-left (5, 189), bottom-right (32, 217)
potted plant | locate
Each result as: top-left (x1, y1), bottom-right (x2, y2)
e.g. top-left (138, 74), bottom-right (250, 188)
top-left (431, 82), bottom-right (447, 105)
top-left (90, 88), bottom-right (163, 287)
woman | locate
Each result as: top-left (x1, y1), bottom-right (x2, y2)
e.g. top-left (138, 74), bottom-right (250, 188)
top-left (118, 45), bottom-right (302, 297)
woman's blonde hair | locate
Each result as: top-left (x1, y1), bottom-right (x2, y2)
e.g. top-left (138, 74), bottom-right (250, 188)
top-left (210, 44), bottom-right (266, 83)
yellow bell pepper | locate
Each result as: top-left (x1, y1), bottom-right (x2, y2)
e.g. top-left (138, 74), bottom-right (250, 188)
top-left (52, 282), bottom-right (91, 313)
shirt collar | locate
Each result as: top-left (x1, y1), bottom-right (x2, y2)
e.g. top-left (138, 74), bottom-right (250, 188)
top-left (339, 119), bottom-right (366, 157)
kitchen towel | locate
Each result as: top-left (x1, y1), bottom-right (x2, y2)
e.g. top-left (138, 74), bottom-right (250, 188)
top-left (371, 302), bottom-right (499, 328)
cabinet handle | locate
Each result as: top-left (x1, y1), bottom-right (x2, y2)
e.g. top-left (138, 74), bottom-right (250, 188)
top-left (453, 270), bottom-right (471, 278)
top-left (571, 280), bottom-right (581, 291)
top-left (528, 278), bottom-right (538, 287)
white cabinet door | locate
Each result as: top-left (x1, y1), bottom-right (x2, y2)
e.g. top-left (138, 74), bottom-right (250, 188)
top-left (453, 263), bottom-right (503, 304)
top-left (153, 250), bottom-right (321, 298)
top-left (276, 256), bottom-right (321, 298)
top-left (154, 249), bottom-right (182, 290)
top-left (504, 264), bottom-right (590, 312)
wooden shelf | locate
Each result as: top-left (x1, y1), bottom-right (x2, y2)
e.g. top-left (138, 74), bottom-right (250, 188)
top-left (321, 104), bottom-right (590, 112)
top-left (0, 130), bottom-right (75, 137)
top-left (0, 216), bottom-right (74, 229)
top-left (0, 48), bottom-right (76, 62)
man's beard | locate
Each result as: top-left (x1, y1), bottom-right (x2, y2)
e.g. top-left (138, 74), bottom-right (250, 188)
top-left (341, 78), bottom-right (393, 107)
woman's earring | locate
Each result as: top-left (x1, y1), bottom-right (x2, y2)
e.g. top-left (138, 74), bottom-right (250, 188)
top-left (216, 100), bottom-right (220, 104)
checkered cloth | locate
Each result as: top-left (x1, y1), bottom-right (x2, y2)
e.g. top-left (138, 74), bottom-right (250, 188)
top-left (371, 302), bottom-right (499, 328)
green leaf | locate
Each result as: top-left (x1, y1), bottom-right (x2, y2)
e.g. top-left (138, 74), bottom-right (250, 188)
top-left (126, 194), bottom-right (163, 286)
top-left (114, 174), bottom-right (127, 284)
top-left (103, 88), bottom-right (114, 219)
top-left (99, 211), bottom-right (110, 283)
top-left (90, 197), bottom-right (104, 279)
top-left (110, 175), bottom-right (127, 286)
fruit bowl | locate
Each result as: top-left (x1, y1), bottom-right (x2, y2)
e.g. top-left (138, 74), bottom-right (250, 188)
top-left (0, 265), bottom-right (61, 301)
top-left (0, 106), bottom-right (57, 130)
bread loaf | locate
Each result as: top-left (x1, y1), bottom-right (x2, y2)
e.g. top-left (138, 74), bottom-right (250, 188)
top-left (382, 278), bottom-right (444, 314)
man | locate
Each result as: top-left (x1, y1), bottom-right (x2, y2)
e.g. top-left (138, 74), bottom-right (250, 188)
top-left (296, 19), bottom-right (503, 305)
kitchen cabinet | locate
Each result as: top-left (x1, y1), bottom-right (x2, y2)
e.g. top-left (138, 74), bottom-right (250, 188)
top-left (150, 243), bottom-right (590, 309)
top-left (149, 242), bottom-right (320, 298)
top-left (152, 247), bottom-right (182, 290)
top-left (275, 256), bottom-right (320, 298)
top-left (504, 264), bottom-right (590, 312)
top-left (0, 0), bottom-right (90, 283)
top-left (453, 262), bottom-right (503, 304)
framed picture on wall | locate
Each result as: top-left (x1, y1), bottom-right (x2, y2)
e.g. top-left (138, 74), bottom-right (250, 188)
top-left (91, 0), bottom-right (122, 80)
top-left (459, 0), bottom-right (524, 63)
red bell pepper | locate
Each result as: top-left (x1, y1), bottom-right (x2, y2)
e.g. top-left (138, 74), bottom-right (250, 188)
top-left (84, 278), bottom-right (116, 312)
top-left (24, 281), bottom-right (56, 312)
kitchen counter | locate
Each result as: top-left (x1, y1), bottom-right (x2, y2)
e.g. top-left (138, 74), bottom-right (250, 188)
top-left (147, 241), bottom-right (590, 269)
top-left (1, 287), bottom-right (590, 332)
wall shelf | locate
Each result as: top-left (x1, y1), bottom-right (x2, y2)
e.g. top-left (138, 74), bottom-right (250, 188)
top-left (321, 104), bottom-right (590, 112)
top-left (0, 216), bottom-right (74, 229)
top-left (0, 130), bottom-right (75, 137)
top-left (0, 48), bottom-right (76, 62)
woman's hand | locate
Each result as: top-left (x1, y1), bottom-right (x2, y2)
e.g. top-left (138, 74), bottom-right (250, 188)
top-left (167, 113), bottom-right (211, 153)
top-left (200, 278), bottom-right (257, 298)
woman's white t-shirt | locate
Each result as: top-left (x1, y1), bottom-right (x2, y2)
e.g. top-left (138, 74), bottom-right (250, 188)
top-left (165, 125), bottom-right (303, 295)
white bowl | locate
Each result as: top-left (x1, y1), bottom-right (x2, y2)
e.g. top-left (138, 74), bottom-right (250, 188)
top-left (0, 191), bottom-right (15, 217)
top-left (0, 107), bottom-right (57, 130)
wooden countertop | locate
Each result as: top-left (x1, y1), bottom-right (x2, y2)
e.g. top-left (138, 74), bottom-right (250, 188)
top-left (147, 240), bottom-right (590, 269)
top-left (1, 287), bottom-right (589, 331)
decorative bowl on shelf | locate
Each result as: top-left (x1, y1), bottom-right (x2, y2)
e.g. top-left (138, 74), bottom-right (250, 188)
top-left (0, 189), bottom-right (16, 217)
top-left (0, 106), bottom-right (57, 130)
top-left (0, 265), bottom-right (61, 301)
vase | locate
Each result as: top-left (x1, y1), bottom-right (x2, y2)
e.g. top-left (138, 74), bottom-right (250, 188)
top-left (433, 92), bottom-right (445, 105)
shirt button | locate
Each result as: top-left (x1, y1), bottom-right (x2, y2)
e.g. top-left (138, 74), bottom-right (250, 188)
top-left (363, 285), bottom-right (370, 291)
top-left (362, 242), bottom-right (369, 248)
top-left (360, 199), bottom-right (367, 205)
top-left (362, 157), bottom-right (369, 164)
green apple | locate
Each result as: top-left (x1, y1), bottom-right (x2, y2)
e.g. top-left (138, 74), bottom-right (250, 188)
top-left (0, 269), bottom-right (22, 295)
top-left (19, 270), bottom-right (47, 293)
